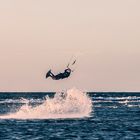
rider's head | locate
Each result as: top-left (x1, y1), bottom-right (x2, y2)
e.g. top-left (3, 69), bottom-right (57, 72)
top-left (65, 68), bottom-right (71, 73)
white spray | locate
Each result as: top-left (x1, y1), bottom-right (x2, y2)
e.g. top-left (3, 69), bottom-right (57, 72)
top-left (0, 88), bottom-right (92, 119)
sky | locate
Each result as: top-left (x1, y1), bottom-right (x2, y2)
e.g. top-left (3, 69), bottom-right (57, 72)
top-left (0, 0), bottom-right (140, 92)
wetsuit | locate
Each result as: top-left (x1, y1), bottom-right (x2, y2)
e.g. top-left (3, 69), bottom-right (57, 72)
top-left (49, 69), bottom-right (71, 80)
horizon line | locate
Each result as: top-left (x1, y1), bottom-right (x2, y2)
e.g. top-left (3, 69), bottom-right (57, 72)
top-left (0, 91), bottom-right (140, 93)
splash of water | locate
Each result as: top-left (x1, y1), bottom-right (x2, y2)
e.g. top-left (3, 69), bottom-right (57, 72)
top-left (0, 88), bottom-right (92, 119)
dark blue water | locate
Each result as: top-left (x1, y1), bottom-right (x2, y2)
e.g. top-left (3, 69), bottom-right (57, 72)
top-left (0, 92), bottom-right (140, 140)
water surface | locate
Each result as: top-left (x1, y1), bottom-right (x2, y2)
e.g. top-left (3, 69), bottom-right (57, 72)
top-left (0, 90), bottom-right (139, 140)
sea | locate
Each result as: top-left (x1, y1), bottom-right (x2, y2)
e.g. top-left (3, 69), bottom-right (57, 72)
top-left (0, 88), bottom-right (139, 140)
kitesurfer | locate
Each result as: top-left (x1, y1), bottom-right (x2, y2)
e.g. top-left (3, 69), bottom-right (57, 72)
top-left (46, 68), bottom-right (72, 80)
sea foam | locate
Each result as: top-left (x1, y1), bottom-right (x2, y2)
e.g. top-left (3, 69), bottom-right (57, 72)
top-left (0, 88), bottom-right (92, 119)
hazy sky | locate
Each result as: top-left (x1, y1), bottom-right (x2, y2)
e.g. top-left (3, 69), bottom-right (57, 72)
top-left (0, 0), bottom-right (140, 92)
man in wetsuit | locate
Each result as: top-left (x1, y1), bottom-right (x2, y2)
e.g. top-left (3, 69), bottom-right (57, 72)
top-left (46, 68), bottom-right (72, 80)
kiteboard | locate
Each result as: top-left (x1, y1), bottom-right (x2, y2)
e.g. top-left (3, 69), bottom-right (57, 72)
top-left (46, 70), bottom-right (51, 78)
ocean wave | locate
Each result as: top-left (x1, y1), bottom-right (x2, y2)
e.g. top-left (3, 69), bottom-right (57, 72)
top-left (0, 98), bottom-right (43, 104)
top-left (93, 96), bottom-right (140, 100)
